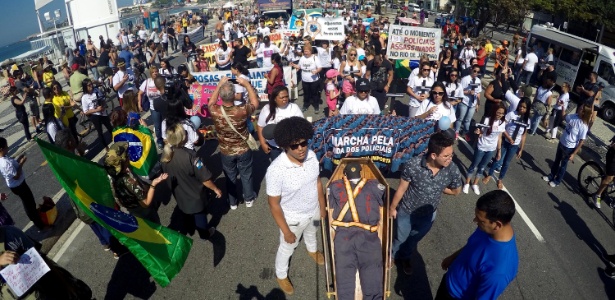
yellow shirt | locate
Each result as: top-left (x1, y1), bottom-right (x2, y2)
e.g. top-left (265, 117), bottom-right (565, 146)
top-left (485, 43), bottom-right (493, 54)
top-left (52, 92), bottom-right (75, 126)
top-left (182, 18), bottom-right (188, 28)
top-left (43, 71), bottom-right (54, 88)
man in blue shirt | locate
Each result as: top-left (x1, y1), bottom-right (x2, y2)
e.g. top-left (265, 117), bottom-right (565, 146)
top-left (118, 44), bottom-right (134, 71)
top-left (437, 190), bottom-right (519, 300)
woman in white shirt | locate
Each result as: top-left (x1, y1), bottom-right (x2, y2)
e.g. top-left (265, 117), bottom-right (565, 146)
top-left (215, 40), bottom-right (233, 71)
top-left (546, 82), bottom-right (570, 140)
top-left (160, 30), bottom-right (169, 57)
top-left (406, 61), bottom-right (435, 118)
top-left (158, 59), bottom-right (177, 77)
top-left (81, 78), bottom-right (113, 151)
top-left (290, 45), bottom-right (322, 114)
top-left (415, 82), bottom-right (457, 124)
top-left (257, 86), bottom-right (304, 161)
top-left (161, 97), bottom-right (200, 150)
top-left (528, 81), bottom-right (553, 135)
top-left (42, 103), bottom-right (63, 144)
top-left (463, 102), bottom-right (507, 195)
top-left (443, 71), bottom-right (464, 110)
top-left (339, 47), bottom-right (363, 99)
top-left (543, 104), bottom-right (591, 187)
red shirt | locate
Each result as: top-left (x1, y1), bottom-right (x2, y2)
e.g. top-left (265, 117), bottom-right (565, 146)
top-left (476, 48), bottom-right (486, 66)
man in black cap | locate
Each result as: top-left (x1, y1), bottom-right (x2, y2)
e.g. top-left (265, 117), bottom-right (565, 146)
top-left (328, 162), bottom-right (385, 300)
top-left (538, 61), bottom-right (557, 89)
top-left (339, 78), bottom-right (381, 115)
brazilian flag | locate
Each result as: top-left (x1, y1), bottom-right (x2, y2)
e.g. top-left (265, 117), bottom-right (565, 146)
top-left (37, 139), bottom-right (193, 287)
top-left (394, 59), bottom-right (421, 79)
top-left (112, 125), bottom-right (158, 177)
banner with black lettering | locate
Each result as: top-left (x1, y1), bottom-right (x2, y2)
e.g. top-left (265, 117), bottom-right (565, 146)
top-left (304, 17), bottom-right (345, 41)
top-left (386, 25), bottom-right (441, 60)
top-left (310, 115), bottom-right (436, 171)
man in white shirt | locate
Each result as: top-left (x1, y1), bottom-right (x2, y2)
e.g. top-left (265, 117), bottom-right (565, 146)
top-left (253, 36), bottom-right (281, 68)
top-left (266, 116), bottom-right (326, 295)
top-left (137, 26), bottom-right (148, 42)
top-left (112, 58), bottom-right (136, 107)
top-left (340, 78), bottom-right (381, 115)
top-left (224, 19), bottom-right (233, 41)
top-left (458, 41), bottom-right (476, 70)
top-left (518, 47), bottom-right (538, 85)
top-left (257, 20), bottom-right (271, 35)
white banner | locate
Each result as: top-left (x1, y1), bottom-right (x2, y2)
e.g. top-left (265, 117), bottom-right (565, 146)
top-left (191, 66), bottom-right (292, 102)
top-left (304, 17), bottom-right (345, 41)
top-left (386, 25), bottom-right (441, 60)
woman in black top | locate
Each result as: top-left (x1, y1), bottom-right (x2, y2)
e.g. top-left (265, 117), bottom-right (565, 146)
top-left (437, 47), bottom-right (458, 82)
top-left (483, 66), bottom-right (515, 118)
top-left (181, 36), bottom-right (197, 63)
top-left (9, 87), bottom-right (32, 141)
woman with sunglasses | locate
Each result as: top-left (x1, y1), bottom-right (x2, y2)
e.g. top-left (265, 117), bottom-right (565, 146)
top-left (51, 81), bottom-right (79, 139)
top-left (415, 82), bottom-right (457, 125)
top-left (215, 40), bottom-right (233, 71)
top-left (443, 70), bottom-right (464, 109)
top-left (483, 66), bottom-right (512, 119)
top-left (339, 47), bottom-right (363, 99)
top-left (437, 47), bottom-right (458, 83)
top-left (290, 45), bottom-right (322, 114)
top-left (406, 61), bottom-right (435, 118)
top-left (81, 78), bottom-right (113, 151)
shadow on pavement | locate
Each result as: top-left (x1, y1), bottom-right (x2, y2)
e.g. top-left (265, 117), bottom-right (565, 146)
top-left (235, 283), bottom-right (287, 300)
top-left (548, 192), bottom-right (613, 269)
top-left (393, 251), bottom-right (432, 300)
top-left (104, 253), bottom-right (157, 300)
top-left (598, 267), bottom-right (615, 299)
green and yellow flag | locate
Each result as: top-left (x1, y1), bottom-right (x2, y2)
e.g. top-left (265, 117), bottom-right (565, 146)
top-left (112, 125), bottom-right (158, 177)
top-left (37, 139), bottom-right (192, 287)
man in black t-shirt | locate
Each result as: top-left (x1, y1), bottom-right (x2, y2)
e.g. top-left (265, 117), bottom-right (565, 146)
top-left (97, 47), bottom-right (112, 79)
top-left (365, 54), bottom-right (394, 110)
top-left (232, 38), bottom-right (251, 68)
top-left (73, 49), bottom-right (87, 76)
top-left (167, 26), bottom-right (177, 51)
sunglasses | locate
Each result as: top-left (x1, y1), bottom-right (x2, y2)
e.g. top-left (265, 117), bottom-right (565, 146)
top-left (450, 74), bottom-right (458, 77)
top-left (473, 70), bottom-right (480, 73)
top-left (289, 140), bottom-right (308, 150)
top-left (432, 91), bottom-right (445, 96)
top-left (422, 68), bottom-right (431, 71)
top-left (358, 90), bottom-right (369, 93)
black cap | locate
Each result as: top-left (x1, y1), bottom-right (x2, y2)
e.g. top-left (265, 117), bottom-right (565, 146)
top-left (355, 78), bottom-right (371, 92)
top-left (262, 124), bottom-right (276, 140)
top-left (344, 162), bottom-right (362, 179)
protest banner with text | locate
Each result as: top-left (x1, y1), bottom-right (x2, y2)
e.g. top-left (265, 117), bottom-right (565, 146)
top-left (304, 17), bottom-right (345, 41)
top-left (198, 33), bottom-right (284, 68)
top-left (386, 25), bottom-right (441, 60)
top-left (310, 115), bottom-right (435, 171)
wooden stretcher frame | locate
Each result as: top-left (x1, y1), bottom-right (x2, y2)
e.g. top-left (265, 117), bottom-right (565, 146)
top-left (322, 158), bottom-right (393, 299)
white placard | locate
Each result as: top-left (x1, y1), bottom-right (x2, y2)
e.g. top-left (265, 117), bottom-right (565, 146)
top-left (0, 248), bottom-right (51, 297)
top-left (303, 17), bottom-right (345, 41)
top-left (386, 25), bottom-right (441, 60)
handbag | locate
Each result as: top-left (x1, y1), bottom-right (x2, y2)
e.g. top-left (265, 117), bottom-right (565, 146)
top-left (141, 80), bottom-right (150, 112)
top-left (38, 196), bottom-right (57, 226)
top-left (219, 106), bottom-right (259, 151)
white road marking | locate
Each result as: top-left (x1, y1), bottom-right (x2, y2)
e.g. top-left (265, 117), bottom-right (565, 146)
top-left (457, 136), bottom-right (546, 242)
top-left (52, 222), bottom-right (86, 262)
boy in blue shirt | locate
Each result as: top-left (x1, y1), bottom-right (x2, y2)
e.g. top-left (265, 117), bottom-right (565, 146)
top-left (437, 190), bottom-right (519, 300)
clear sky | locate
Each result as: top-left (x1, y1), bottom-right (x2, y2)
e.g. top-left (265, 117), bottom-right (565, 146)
top-left (0, 0), bottom-right (135, 47)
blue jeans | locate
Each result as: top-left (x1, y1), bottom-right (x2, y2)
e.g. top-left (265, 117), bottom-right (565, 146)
top-left (90, 222), bottom-right (112, 246)
top-left (193, 210), bottom-right (212, 239)
top-left (467, 148), bottom-right (496, 178)
top-left (151, 109), bottom-right (163, 146)
top-left (90, 67), bottom-right (100, 82)
top-left (489, 140), bottom-right (519, 180)
top-left (529, 111), bottom-right (543, 134)
top-left (516, 70), bottom-right (532, 86)
top-left (547, 143), bottom-right (575, 185)
top-left (455, 102), bottom-right (476, 134)
top-left (221, 151), bottom-right (256, 206)
top-left (392, 208), bottom-right (436, 260)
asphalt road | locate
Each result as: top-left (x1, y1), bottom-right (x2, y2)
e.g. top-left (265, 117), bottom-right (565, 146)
top-left (2, 11), bottom-right (614, 300)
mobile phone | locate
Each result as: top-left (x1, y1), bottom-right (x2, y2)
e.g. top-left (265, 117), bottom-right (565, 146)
top-left (229, 78), bottom-right (238, 84)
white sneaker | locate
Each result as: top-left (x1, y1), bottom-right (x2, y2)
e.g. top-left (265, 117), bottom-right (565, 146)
top-left (230, 205), bottom-right (238, 210)
top-left (542, 176), bottom-right (550, 182)
top-left (548, 181), bottom-right (557, 187)
top-left (472, 184), bottom-right (480, 195)
top-left (245, 200), bottom-right (254, 208)
top-left (462, 184), bottom-right (470, 194)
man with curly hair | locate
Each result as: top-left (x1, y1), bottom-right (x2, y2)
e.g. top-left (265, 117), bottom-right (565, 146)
top-left (265, 116), bottom-right (326, 295)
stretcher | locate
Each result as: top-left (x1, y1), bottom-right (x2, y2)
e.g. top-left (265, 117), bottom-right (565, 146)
top-left (322, 158), bottom-right (393, 299)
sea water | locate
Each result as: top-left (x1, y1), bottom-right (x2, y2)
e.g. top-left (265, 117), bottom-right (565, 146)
top-left (0, 40), bottom-right (32, 62)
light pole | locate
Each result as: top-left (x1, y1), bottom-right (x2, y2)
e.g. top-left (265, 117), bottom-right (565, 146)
top-left (44, 9), bottom-right (62, 59)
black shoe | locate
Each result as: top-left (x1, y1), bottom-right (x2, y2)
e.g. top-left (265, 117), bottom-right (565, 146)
top-left (402, 259), bottom-right (413, 275)
top-left (301, 107), bottom-right (308, 112)
top-left (314, 108), bottom-right (320, 114)
top-left (604, 254), bottom-right (615, 267)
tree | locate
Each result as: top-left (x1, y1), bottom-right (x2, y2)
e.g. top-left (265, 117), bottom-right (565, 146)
top-left (461, 0), bottom-right (534, 30)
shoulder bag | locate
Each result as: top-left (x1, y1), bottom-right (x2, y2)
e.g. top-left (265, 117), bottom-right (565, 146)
top-left (141, 79), bottom-right (150, 112)
top-left (219, 106), bottom-right (260, 151)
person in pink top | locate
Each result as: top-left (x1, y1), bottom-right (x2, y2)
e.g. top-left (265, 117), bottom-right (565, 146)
top-left (325, 69), bottom-right (340, 116)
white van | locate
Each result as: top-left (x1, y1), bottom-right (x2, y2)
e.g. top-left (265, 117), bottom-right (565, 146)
top-left (408, 3), bottom-right (420, 12)
top-left (528, 25), bottom-right (615, 120)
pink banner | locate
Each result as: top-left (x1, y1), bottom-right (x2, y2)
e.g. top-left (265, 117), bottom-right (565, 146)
top-left (186, 84), bottom-right (221, 117)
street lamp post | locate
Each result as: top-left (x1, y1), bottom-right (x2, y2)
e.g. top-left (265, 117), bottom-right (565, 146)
top-left (44, 9), bottom-right (63, 61)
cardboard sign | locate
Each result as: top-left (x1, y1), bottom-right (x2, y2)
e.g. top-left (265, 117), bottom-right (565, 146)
top-left (386, 25), bottom-right (441, 60)
top-left (198, 33), bottom-right (284, 68)
top-left (303, 17), bottom-right (345, 41)
top-left (0, 248), bottom-right (50, 297)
